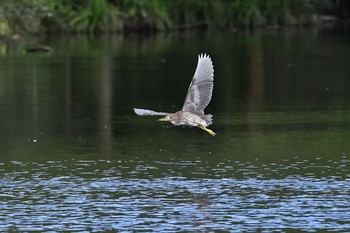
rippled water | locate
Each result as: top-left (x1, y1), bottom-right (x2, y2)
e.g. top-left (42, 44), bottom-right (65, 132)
top-left (1, 157), bottom-right (350, 232)
top-left (1, 29), bottom-right (350, 231)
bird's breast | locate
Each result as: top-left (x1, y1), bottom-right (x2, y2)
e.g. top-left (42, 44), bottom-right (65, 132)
top-left (180, 112), bottom-right (208, 127)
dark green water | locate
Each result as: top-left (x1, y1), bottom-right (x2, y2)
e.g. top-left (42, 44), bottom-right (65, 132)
top-left (1, 29), bottom-right (350, 232)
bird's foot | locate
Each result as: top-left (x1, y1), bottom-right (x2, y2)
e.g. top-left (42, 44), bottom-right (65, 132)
top-left (199, 125), bottom-right (216, 136)
top-left (206, 128), bottom-right (216, 136)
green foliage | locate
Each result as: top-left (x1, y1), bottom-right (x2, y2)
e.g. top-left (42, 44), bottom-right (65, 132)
top-left (227, 0), bottom-right (329, 27)
top-left (0, 0), bottom-right (50, 35)
top-left (229, 0), bottom-right (265, 26)
top-left (0, 21), bottom-right (12, 36)
top-left (119, 0), bottom-right (173, 31)
top-left (42, 0), bottom-right (122, 33)
top-left (0, 0), bottom-right (334, 35)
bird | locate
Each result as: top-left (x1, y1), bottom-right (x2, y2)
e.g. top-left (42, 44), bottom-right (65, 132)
top-left (134, 53), bottom-right (216, 136)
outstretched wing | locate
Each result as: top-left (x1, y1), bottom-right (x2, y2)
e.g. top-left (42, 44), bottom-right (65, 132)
top-left (182, 53), bottom-right (214, 115)
top-left (134, 108), bottom-right (171, 116)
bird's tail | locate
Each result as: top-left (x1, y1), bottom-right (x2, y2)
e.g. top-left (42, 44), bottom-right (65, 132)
top-left (202, 114), bottom-right (213, 126)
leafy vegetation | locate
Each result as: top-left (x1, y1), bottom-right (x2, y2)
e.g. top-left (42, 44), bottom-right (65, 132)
top-left (0, 0), bottom-right (338, 36)
top-left (0, 0), bottom-right (49, 36)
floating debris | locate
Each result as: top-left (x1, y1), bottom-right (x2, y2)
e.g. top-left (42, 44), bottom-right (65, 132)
top-left (25, 45), bottom-right (52, 53)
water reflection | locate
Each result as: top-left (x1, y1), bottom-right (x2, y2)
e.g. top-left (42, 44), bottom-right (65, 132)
top-left (246, 34), bottom-right (265, 133)
top-left (1, 30), bottom-right (350, 231)
top-left (98, 56), bottom-right (113, 157)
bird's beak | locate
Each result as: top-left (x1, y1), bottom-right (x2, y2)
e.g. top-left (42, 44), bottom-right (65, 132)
top-left (158, 116), bottom-right (170, 121)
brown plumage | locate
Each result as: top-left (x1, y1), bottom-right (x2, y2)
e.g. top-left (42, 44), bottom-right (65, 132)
top-left (134, 54), bottom-right (216, 136)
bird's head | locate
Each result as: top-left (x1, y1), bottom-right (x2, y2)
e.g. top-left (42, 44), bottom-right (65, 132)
top-left (158, 115), bottom-right (172, 122)
top-left (158, 112), bottom-right (182, 125)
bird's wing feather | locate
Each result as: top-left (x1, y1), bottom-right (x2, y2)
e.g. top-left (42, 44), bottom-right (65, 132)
top-left (182, 54), bottom-right (214, 115)
top-left (134, 108), bottom-right (171, 116)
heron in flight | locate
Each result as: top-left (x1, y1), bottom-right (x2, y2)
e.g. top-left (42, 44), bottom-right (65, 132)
top-left (134, 54), bottom-right (216, 136)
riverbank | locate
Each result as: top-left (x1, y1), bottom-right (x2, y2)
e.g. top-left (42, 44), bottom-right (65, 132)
top-left (1, 0), bottom-right (349, 40)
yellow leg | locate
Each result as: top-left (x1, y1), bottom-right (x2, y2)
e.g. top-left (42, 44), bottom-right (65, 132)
top-left (199, 125), bottom-right (216, 136)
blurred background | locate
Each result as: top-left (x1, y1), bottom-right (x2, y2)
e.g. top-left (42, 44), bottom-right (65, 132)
top-left (0, 0), bottom-right (349, 36)
top-left (1, 0), bottom-right (350, 232)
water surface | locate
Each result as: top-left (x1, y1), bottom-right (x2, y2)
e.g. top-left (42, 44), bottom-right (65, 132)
top-left (0, 29), bottom-right (350, 232)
